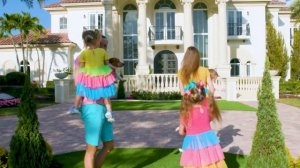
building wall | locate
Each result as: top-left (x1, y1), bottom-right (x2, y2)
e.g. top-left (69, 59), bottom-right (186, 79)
top-left (0, 45), bottom-right (71, 85)
top-left (50, 11), bottom-right (68, 33)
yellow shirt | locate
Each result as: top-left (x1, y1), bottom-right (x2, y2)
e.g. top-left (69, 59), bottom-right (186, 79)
top-left (79, 48), bottom-right (109, 67)
top-left (177, 66), bottom-right (210, 86)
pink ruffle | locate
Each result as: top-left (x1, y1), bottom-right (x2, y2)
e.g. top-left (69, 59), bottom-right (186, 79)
top-left (75, 72), bottom-right (116, 88)
top-left (180, 144), bottom-right (225, 167)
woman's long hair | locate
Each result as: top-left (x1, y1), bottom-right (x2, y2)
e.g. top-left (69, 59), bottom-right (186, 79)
top-left (180, 47), bottom-right (201, 85)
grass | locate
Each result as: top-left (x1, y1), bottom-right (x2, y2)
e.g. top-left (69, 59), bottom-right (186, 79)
top-left (0, 101), bottom-right (56, 116)
top-left (54, 148), bottom-right (247, 168)
top-left (112, 100), bottom-right (257, 111)
top-left (278, 98), bottom-right (300, 108)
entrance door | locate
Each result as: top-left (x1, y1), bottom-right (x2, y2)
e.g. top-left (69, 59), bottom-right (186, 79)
top-left (154, 50), bottom-right (178, 74)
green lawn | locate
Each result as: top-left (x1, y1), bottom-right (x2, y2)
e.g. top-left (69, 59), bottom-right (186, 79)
top-left (0, 101), bottom-right (56, 116)
top-left (112, 100), bottom-right (257, 111)
top-left (54, 148), bottom-right (247, 168)
top-left (278, 98), bottom-right (300, 108)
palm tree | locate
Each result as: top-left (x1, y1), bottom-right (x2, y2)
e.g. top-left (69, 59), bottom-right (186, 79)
top-left (15, 12), bottom-right (45, 74)
top-left (2, 0), bottom-right (44, 8)
top-left (0, 13), bottom-right (22, 70)
top-left (291, 0), bottom-right (300, 23)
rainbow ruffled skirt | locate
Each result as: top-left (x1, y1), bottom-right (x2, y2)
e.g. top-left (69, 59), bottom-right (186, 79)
top-left (180, 130), bottom-right (227, 168)
top-left (75, 65), bottom-right (116, 100)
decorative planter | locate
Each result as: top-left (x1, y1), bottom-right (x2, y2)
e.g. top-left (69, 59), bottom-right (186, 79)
top-left (269, 70), bottom-right (279, 76)
top-left (55, 72), bottom-right (68, 79)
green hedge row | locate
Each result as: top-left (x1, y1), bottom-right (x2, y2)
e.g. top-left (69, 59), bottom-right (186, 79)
top-left (0, 72), bottom-right (26, 86)
top-left (131, 91), bottom-right (182, 100)
top-left (280, 81), bottom-right (300, 94)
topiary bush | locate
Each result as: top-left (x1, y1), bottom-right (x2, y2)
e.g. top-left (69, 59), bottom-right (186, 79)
top-left (6, 72), bottom-right (26, 85)
top-left (117, 80), bottom-right (126, 99)
top-left (9, 76), bottom-right (52, 168)
top-left (295, 157), bottom-right (300, 168)
top-left (0, 75), bottom-right (6, 86)
top-left (0, 146), bottom-right (8, 168)
top-left (132, 91), bottom-right (181, 100)
top-left (246, 58), bottom-right (288, 167)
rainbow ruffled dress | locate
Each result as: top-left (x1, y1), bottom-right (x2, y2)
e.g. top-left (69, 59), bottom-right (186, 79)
top-left (180, 106), bottom-right (227, 168)
top-left (75, 48), bottom-right (116, 100)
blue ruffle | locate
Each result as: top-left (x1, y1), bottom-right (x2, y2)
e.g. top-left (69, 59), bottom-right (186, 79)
top-left (76, 83), bottom-right (116, 100)
top-left (182, 130), bottom-right (220, 150)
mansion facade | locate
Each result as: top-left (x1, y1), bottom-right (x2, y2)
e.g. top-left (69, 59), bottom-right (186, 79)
top-left (0, 0), bottom-right (297, 84)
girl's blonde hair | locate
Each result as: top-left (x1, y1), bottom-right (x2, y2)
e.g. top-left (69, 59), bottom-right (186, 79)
top-left (180, 46), bottom-right (201, 85)
top-left (180, 87), bottom-right (222, 123)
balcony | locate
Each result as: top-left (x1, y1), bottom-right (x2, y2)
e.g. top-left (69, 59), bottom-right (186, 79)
top-left (148, 26), bottom-right (183, 46)
top-left (83, 26), bottom-right (103, 33)
top-left (227, 23), bottom-right (250, 40)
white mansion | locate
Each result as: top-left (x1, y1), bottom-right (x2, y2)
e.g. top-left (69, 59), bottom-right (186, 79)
top-left (0, 0), bottom-right (298, 100)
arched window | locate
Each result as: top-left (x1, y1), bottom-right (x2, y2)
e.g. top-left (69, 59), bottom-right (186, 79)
top-left (20, 60), bottom-right (30, 74)
top-left (123, 4), bottom-right (138, 75)
top-left (154, 50), bottom-right (178, 74)
top-left (230, 58), bottom-right (240, 77)
top-left (59, 17), bottom-right (67, 30)
top-left (193, 3), bottom-right (208, 67)
top-left (246, 61), bottom-right (251, 76)
top-left (154, 0), bottom-right (176, 9)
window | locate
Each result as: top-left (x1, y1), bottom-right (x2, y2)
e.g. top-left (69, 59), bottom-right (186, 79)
top-left (193, 3), bottom-right (208, 67)
top-left (230, 58), bottom-right (240, 77)
top-left (154, 50), bottom-right (177, 74)
top-left (228, 11), bottom-right (243, 36)
top-left (87, 13), bottom-right (104, 33)
top-left (59, 17), bottom-right (67, 30)
top-left (246, 61), bottom-right (251, 76)
top-left (20, 60), bottom-right (30, 74)
top-left (123, 4), bottom-right (138, 75)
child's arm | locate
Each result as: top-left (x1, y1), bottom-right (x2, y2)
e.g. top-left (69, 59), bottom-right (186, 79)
top-left (207, 75), bottom-right (215, 94)
top-left (179, 82), bottom-right (185, 96)
top-left (103, 98), bottom-right (112, 112)
top-left (179, 124), bottom-right (186, 136)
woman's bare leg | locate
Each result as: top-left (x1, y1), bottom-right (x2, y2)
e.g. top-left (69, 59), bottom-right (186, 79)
top-left (84, 144), bottom-right (97, 168)
top-left (95, 141), bottom-right (114, 167)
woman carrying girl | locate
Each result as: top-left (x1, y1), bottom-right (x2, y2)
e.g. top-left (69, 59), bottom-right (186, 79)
top-left (177, 46), bottom-right (227, 168)
top-left (75, 30), bottom-right (116, 168)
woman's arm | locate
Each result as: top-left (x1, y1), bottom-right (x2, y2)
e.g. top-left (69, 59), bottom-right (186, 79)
top-left (179, 81), bottom-right (184, 96)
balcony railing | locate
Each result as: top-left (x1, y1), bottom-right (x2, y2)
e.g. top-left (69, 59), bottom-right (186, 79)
top-left (148, 26), bottom-right (183, 45)
top-left (227, 23), bottom-right (250, 40)
top-left (83, 26), bottom-right (103, 33)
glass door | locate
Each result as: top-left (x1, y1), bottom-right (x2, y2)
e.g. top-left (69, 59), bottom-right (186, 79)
top-left (155, 12), bottom-right (164, 40)
top-left (155, 11), bottom-right (175, 40)
top-left (167, 12), bottom-right (175, 39)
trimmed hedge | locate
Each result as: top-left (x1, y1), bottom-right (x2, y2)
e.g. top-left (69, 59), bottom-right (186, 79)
top-left (132, 91), bottom-right (181, 100)
top-left (0, 75), bottom-right (6, 86)
top-left (0, 146), bottom-right (8, 168)
top-left (280, 81), bottom-right (300, 94)
top-left (6, 72), bottom-right (27, 86)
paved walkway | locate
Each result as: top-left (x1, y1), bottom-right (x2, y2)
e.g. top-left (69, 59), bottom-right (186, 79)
top-left (0, 102), bottom-right (299, 157)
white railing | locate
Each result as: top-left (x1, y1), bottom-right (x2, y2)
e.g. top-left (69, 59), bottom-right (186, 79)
top-left (122, 74), bottom-right (281, 101)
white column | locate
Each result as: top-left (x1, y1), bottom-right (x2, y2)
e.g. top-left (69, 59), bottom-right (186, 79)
top-left (182, 0), bottom-right (194, 51)
top-left (136, 0), bottom-right (149, 75)
top-left (216, 0), bottom-right (230, 77)
top-left (103, 0), bottom-right (114, 56)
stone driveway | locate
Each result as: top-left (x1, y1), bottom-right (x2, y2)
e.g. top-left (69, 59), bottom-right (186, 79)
top-left (0, 102), bottom-right (299, 157)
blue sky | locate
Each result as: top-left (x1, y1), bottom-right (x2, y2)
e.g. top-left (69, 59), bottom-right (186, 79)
top-left (0, 0), bottom-right (296, 30)
top-left (0, 0), bottom-right (61, 29)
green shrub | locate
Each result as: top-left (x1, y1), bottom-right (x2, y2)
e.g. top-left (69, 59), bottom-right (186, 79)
top-left (132, 91), bottom-right (181, 100)
top-left (46, 81), bottom-right (54, 88)
top-left (117, 81), bottom-right (126, 99)
top-left (286, 148), bottom-right (295, 168)
top-left (6, 72), bottom-right (26, 85)
top-left (0, 75), bottom-right (6, 86)
top-left (296, 157), bottom-right (300, 168)
top-left (246, 58), bottom-right (288, 167)
top-left (280, 81), bottom-right (300, 94)
top-left (0, 146), bottom-right (8, 168)
top-left (9, 76), bottom-right (52, 168)
top-left (0, 86), bottom-right (23, 98)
